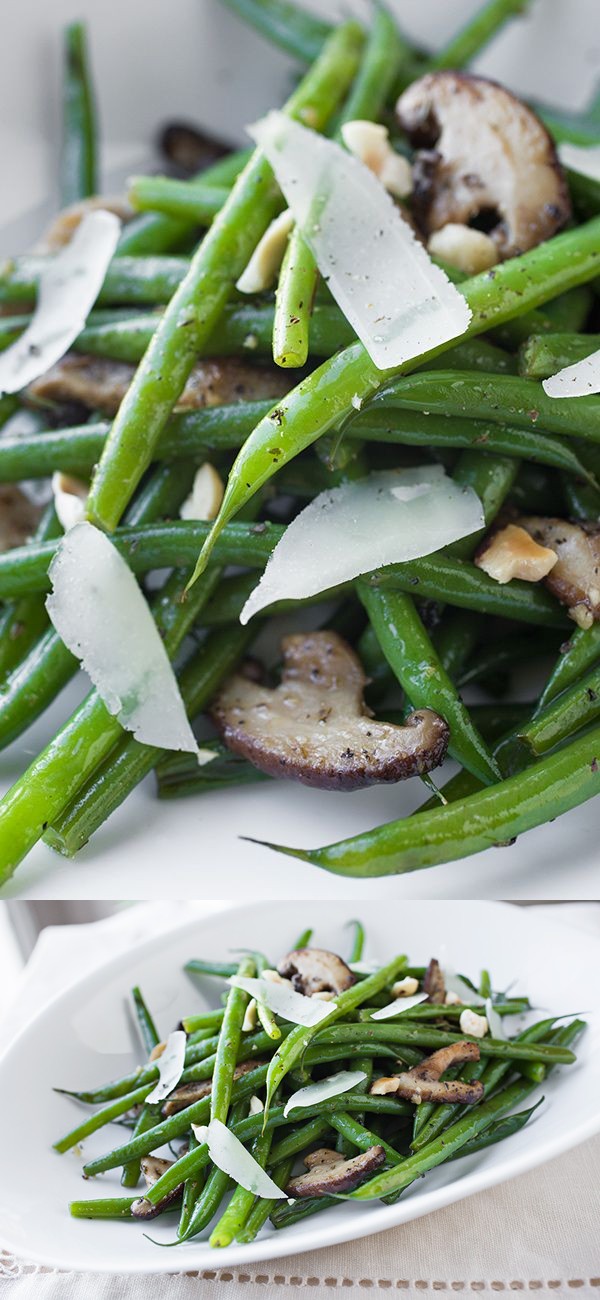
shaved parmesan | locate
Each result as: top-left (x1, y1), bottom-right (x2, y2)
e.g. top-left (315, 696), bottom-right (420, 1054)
top-left (240, 466), bottom-right (483, 624)
top-left (206, 1118), bottom-right (286, 1199)
top-left (46, 522), bottom-right (212, 759)
top-left (370, 993), bottom-right (428, 1021)
top-left (249, 111), bottom-right (471, 370)
top-left (0, 210), bottom-right (120, 394)
top-left (249, 1094), bottom-right (264, 1115)
top-left (191, 1123), bottom-right (209, 1143)
top-left (52, 472), bottom-right (88, 532)
top-left (145, 1030), bottom-right (187, 1104)
top-left (228, 975), bottom-right (336, 1026)
top-left (444, 964), bottom-right (485, 1007)
top-left (283, 1069), bottom-right (366, 1117)
top-left (558, 141), bottom-right (600, 183)
top-left (485, 997), bottom-right (507, 1041)
top-left (542, 347), bottom-right (600, 398)
top-left (180, 462), bottom-right (224, 522)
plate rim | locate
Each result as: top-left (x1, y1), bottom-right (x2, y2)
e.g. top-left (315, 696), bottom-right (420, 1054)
top-left (1, 900), bottom-right (599, 1273)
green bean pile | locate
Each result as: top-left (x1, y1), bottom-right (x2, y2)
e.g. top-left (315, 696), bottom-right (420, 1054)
top-left (1, 0), bottom-right (600, 885)
top-left (55, 922), bottom-right (584, 1247)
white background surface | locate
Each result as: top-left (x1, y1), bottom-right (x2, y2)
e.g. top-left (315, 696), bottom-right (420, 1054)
top-left (0, 900), bottom-right (599, 1274)
top-left (1, 0), bottom-right (600, 898)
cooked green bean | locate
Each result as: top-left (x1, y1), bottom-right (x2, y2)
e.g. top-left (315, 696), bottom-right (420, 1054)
top-left (61, 22), bottom-right (97, 204)
top-left (429, 0), bottom-right (530, 70)
top-left (220, 0), bottom-right (333, 63)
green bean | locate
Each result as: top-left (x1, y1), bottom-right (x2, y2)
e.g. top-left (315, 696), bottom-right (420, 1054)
top-left (220, 0), bottom-right (332, 63)
top-left (209, 1125), bottom-right (274, 1247)
top-left (44, 624), bottom-right (253, 857)
top-left (457, 630), bottom-right (561, 694)
top-left (0, 254), bottom-right (193, 307)
top-left (293, 927), bottom-right (314, 949)
top-left (435, 609), bottom-right (480, 683)
top-left (178, 1130), bottom-right (206, 1236)
top-left (69, 1198), bottom-right (140, 1220)
top-left (131, 987), bottom-right (160, 1056)
top-left (519, 331), bottom-right (600, 380)
top-left (186, 959), bottom-right (241, 980)
top-left (118, 152), bottom-right (252, 256)
top-left (264, 722), bottom-right (600, 877)
top-left (121, 1105), bottom-right (162, 1189)
top-left (178, 1097), bottom-right (248, 1242)
top-left (496, 659), bottom-right (600, 774)
top-left (451, 1100), bottom-right (543, 1157)
top-left (359, 999), bottom-right (528, 1022)
top-left (212, 954), bottom-right (256, 1123)
top-left (61, 22), bottom-right (97, 204)
top-left (358, 585), bottom-right (500, 784)
top-left (377, 369), bottom-right (600, 445)
top-left (363, 552), bottom-right (568, 629)
top-left (128, 177), bottom-right (230, 224)
top-left (317, 1021), bottom-right (571, 1063)
top-left (85, 24), bottom-right (363, 533)
top-left (494, 285), bottom-right (593, 348)
top-left (347, 920), bottom-right (365, 964)
top-left (54, 1081), bottom-right (154, 1153)
top-left (0, 505), bottom-right (61, 680)
top-left (429, 0), bottom-right (530, 70)
top-left (537, 625), bottom-right (600, 712)
top-left (236, 1157), bottom-right (294, 1243)
top-left (192, 214), bottom-right (600, 583)
top-left (350, 1077), bottom-right (542, 1200)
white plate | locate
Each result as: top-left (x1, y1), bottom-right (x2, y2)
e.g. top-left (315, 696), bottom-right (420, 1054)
top-left (2, 0), bottom-right (600, 901)
top-left (0, 900), bottom-right (598, 1272)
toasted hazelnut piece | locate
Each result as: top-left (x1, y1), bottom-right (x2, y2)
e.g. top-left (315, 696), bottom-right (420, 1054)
top-left (460, 1009), bottom-right (489, 1038)
top-left (392, 976), bottom-right (420, 998)
top-left (370, 1040), bottom-right (483, 1105)
top-left (0, 486), bottom-right (41, 553)
top-left (149, 1041), bottom-right (166, 1063)
top-left (427, 222), bottom-right (498, 274)
top-left (277, 948), bottom-right (355, 998)
top-left (286, 1145), bottom-right (386, 1197)
top-left (423, 957), bottom-right (445, 1005)
top-left (396, 72), bottom-right (571, 257)
top-left (261, 968), bottom-right (293, 988)
top-left (518, 516), bottom-right (600, 627)
top-left (179, 462), bottom-right (224, 522)
top-left (236, 209), bottom-right (295, 294)
top-left (52, 471), bottom-right (89, 532)
top-left (445, 991), bottom-right (463, 1007)
top-left (28, 353), bottom-right (290, 415)
top-left (341, 120), bottom-right (413, 198)
top-left (211, 630), bottom-right (450, 791)
top-left (242, 998), bottom-right (258, 1033)
top-left (475, 523), bottom-right (558, 585)
top-left (34, 196), bottom-right (132, 253)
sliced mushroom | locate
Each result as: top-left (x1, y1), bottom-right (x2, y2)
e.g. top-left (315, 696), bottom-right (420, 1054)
top-left (159, 121), bottom-right (231, 177)
top-left (28, 353), bottom-right (291, 416)
top-left (370, 1040), bottom-right (483, 1105)
top-left (211, 631), bottom-right (450, 791)
top-left (34, 196), bottom-right (133, 253)
top-left (277, 948), bottom-right (355, 997)
top-left (519, 516), bottom-right (600, 628)
top-left (162, 1059), bottom-right (267, 1116)
top-left (0, 486), bottom-right (41, 553)
top-left (286, 1145), bottom-right (385, 1197)
top-left (396, 72), bottom-right (571, 258)
top-left (423, 957), bottom-right (446, 1005)
top-left (130, 1156), bottom-right (182, 1219)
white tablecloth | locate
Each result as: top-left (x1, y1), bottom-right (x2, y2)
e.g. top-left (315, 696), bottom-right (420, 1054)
top-left (1, 903), bottom-right (599, 1298)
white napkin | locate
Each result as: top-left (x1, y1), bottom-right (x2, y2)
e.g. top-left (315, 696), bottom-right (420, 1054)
top-left (1, 903), bottom-right (599, 1298)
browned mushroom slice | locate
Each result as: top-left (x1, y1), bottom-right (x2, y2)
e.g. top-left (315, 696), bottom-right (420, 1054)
top-left (423, 957), bottom-right (446, 1004)
top-left (28, 353), bottom-right (291, 416)
top-left (0, 486), bottom-right (42, 553)
top-left (131, 1156), bottom-right (182, 1219)
top-left (277, 948), bottom-right (355, 997)
top-left (370, 1041), bottom-right (483, 1105)
top-left (162, 1059), bottom-right (267, 1116)
top-left (396, 72), bottom-right (570, 258)
top-left (159, 122), bottom-right (231, 177)
top-left (518, 516), bottom-right (600, 629)
top-left (211, 631), bottom-right (450, 792)
top-left (286, 1145), bottom-right (386, 1198)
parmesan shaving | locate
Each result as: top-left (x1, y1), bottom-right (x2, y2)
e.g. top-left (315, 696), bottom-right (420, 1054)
top-left (283, 1069), bottom-right (367, 1117)
top-left (228, 975), bottom-right (336, 1026)
top-left (542, 346), bottom-right (600, 399)
top-left (145, 1030), bottom-right (187, 1104)
top-left (0, 210), bottom-right (120, 394)
top-left (485, 996), bottom-right (507, 1040)
top-left (240, 466), bottom-right (484, 623)
top-left (248, 111), bottom-right (471, 370)
top-left (46, 522), bottom-right (213, 759)
top-left (206, 1119), bottom-right (286, 1199)
top-left (558, 142), bottom-right (600, 183)
top-left (370, 992), bottom-right (428, 1020)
